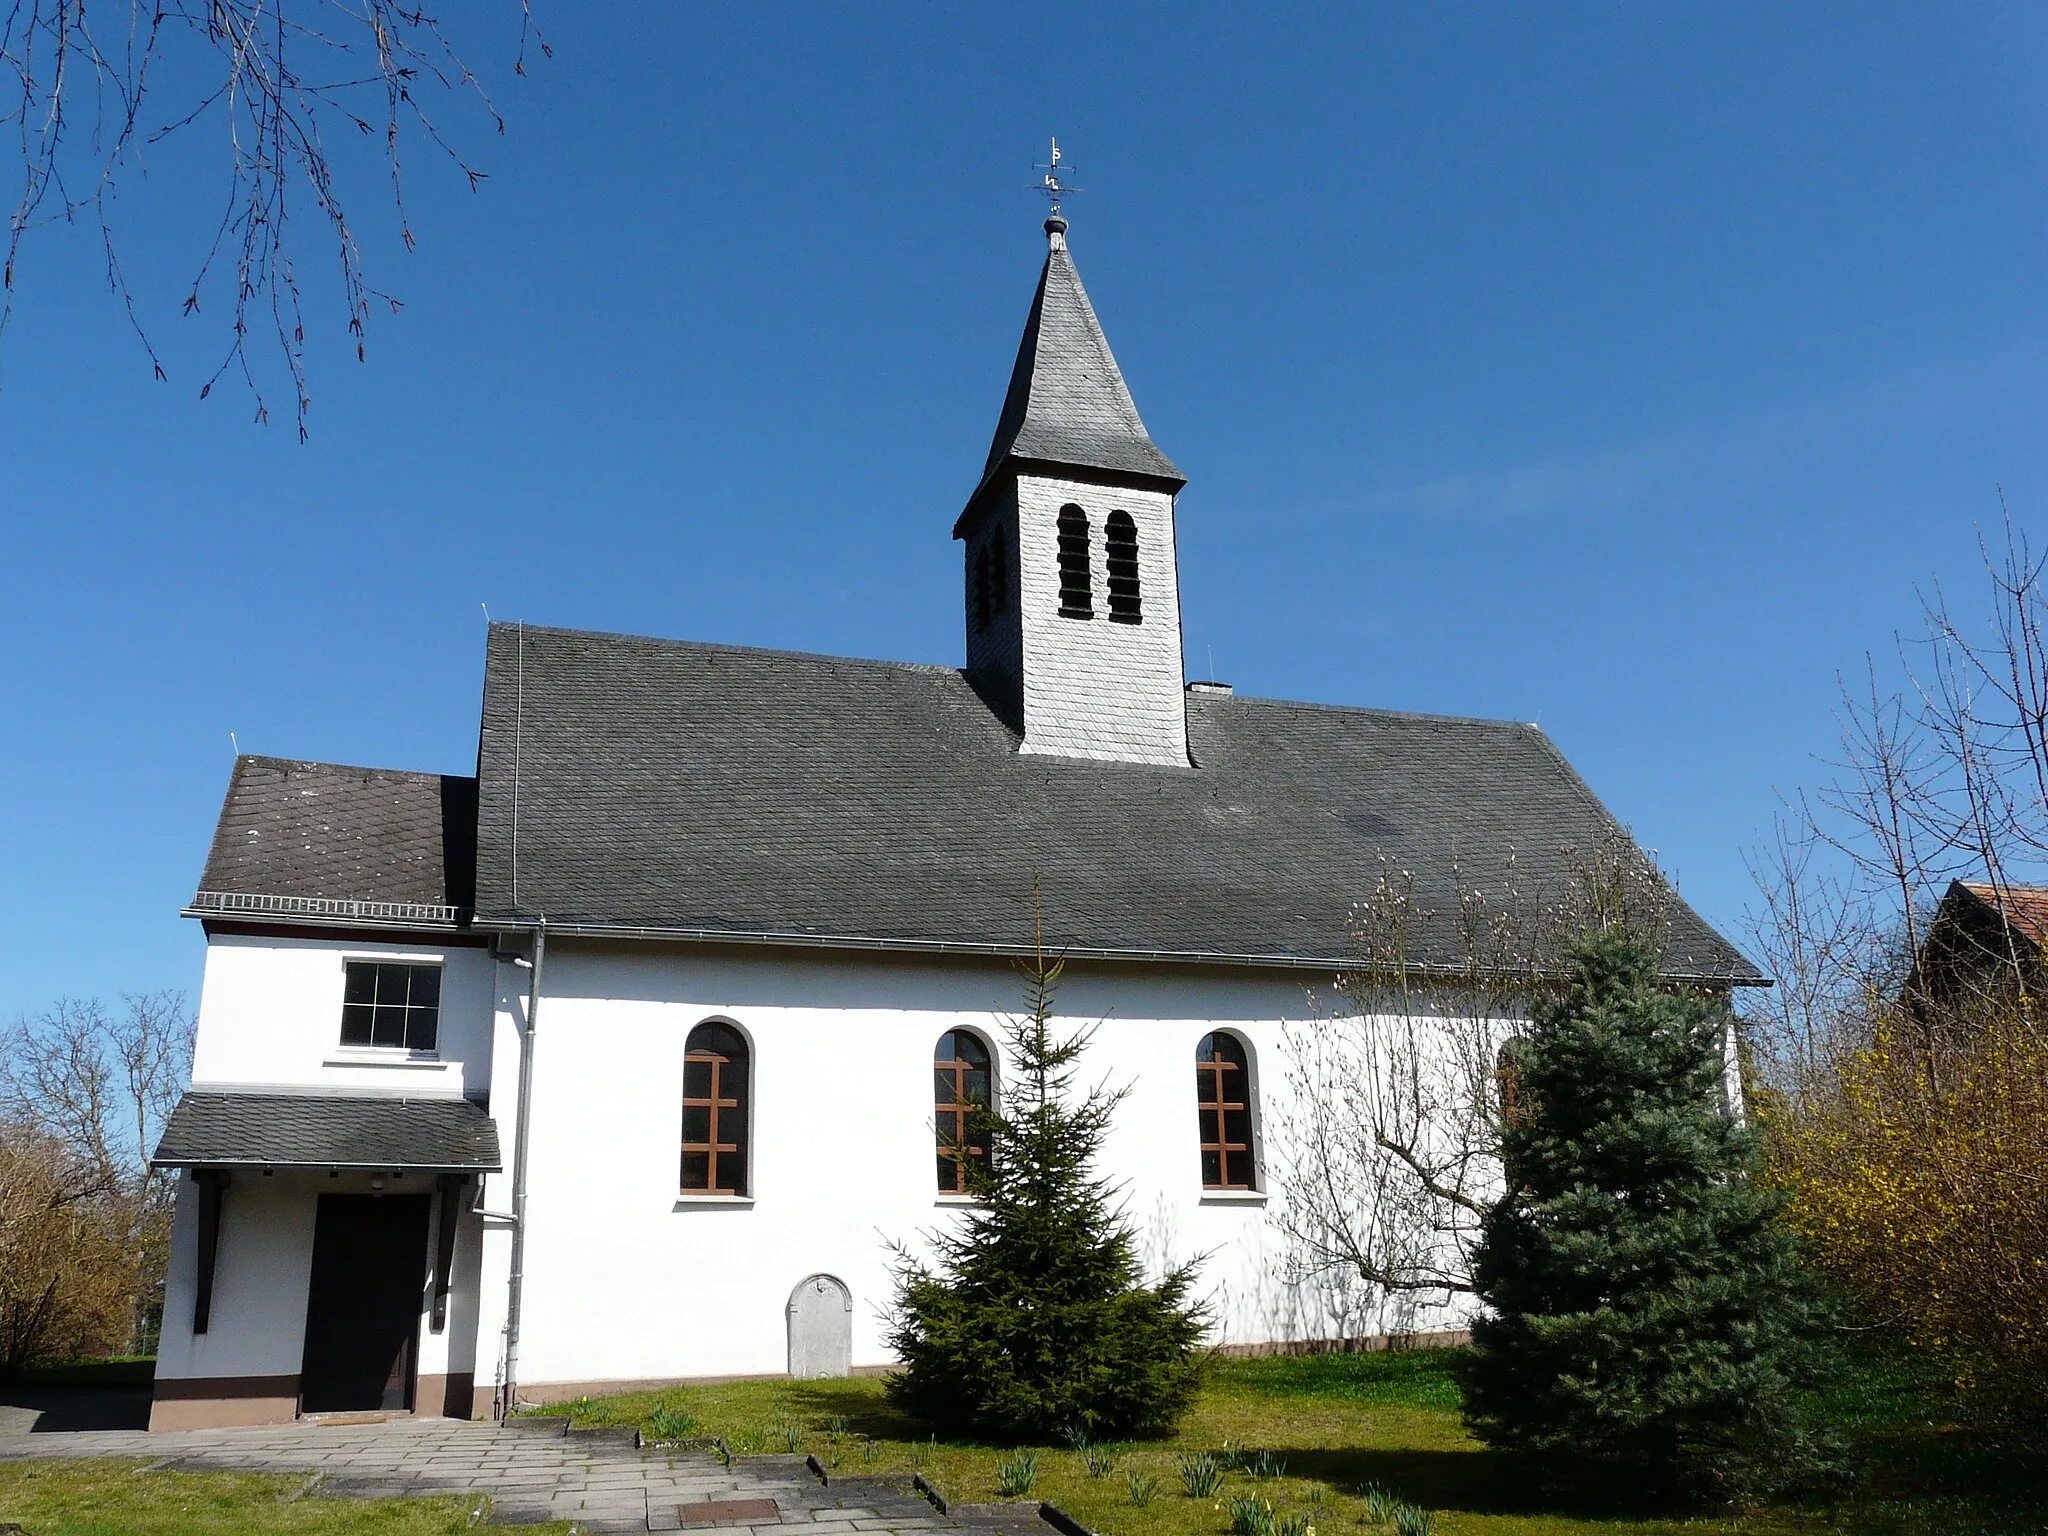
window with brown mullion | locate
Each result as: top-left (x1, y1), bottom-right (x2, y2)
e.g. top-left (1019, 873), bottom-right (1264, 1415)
top-left (934, 1029), bottom-right (992, 1193)
top-left (1196, 1032), bottom-right (1256, 1190)
top-left (681, 1022), bottom-right (750, 1196)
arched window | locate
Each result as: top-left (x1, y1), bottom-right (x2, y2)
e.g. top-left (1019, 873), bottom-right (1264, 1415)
top-left (682, 1021), bottom-right (750, 1195)
top-left (973, 544), bottom-right (993, 633)
top-left (935, 1030), bottom-right (992, 1193)
top-left (1105, 511), bottom-right (1141, 624)
top-left (1195, 1032), bottom-right (1256, 1190)
top-left (1057, 504), bottom-right (1093, 619)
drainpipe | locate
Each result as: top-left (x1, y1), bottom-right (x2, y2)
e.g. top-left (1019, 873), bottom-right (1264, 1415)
top-left (499, 917), bottom-right (546, 1418)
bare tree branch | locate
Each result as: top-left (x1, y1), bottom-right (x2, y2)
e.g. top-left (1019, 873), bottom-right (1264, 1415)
top-left (3, 1), bottom-right (542, 436)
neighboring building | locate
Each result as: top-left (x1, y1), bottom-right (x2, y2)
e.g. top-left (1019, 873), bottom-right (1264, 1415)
top-left (147, 213), bottom-right (1758, 1430)
top-left (1904, 879), bottom-right (2048, 1023)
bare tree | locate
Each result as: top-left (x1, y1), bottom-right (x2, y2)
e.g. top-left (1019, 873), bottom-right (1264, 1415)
top-left (3, 2), bottom-right (541, 435)
top-left (1738, 814), bottom-right (1900, 1103)
top-left (1747, 504), bottom-right (2048, 1408)
top-left (0, 1118), bottom-right (129, 1372)
top-left (0, 992), bottom-right (193, 1359)
top-left (1272, 838), bottom-right (1673, 1306)
top-left (1756, 508), bottom-right (2048, 1064)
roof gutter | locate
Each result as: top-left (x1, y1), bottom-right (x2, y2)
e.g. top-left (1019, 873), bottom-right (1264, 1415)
top-left (497, 917), bottom-right (545, 1420)
top-left (148, 1158), bottom-right (499, 1174)
top-left (469, 916), bottom-right (1770, 988)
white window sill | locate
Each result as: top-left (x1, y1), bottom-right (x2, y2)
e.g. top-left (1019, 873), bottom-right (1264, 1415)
top-left (934, 1194), bottom-right (985, 1207)
top-left (324, 1050), bottom-right (447, 1070)
top-left (1200, 1189), bottom-right (1267, 1205)
top-left (672, 1195), bottom-right (754, 1210)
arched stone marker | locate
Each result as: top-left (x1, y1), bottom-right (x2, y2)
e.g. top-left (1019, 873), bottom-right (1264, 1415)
top-left (786, 1273), bottom-right (852, 1379)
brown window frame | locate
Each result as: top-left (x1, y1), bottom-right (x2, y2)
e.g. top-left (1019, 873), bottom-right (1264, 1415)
top-left (681, 1022), bottom-right (750, 1196)
top-left (935, 1029), bottom-right (993, 1194)
top-left (1196, 1031), bottom-right (1257, 1191)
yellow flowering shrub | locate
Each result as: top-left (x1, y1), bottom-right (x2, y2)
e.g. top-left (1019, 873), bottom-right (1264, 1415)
top-left (1769, 1009), bottom-right (2048, 1409)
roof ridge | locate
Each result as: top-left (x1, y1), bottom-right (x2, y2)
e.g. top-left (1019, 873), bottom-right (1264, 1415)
top-left (231, 754), bottom-right (465, 784)
top-left (1212, 692), bottom-right (1547, 733)
top-left (487, 620), bottom-right (965, 679)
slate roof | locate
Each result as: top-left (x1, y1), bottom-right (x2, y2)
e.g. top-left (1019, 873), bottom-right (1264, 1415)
top-left (470, 622), bottom-right (1760, 983)
top-left (152, 1091), bottom-right (501, 1171)
top-left (960, 217), bottom-right (1184, 530)
top-left (190, 756), bottom-right (477, 926)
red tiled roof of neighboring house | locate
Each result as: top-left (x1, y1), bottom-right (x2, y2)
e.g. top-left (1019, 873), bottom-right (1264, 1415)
top-left (1959, 882), bottom-right (2048, 948)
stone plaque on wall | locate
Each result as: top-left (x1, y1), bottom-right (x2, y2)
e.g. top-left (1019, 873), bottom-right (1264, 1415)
top-left (786, 1273), bottom-right (852, 1379)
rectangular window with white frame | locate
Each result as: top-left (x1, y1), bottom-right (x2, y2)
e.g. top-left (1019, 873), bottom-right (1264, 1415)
top-left (340, 961), bottom-right (441, 1052)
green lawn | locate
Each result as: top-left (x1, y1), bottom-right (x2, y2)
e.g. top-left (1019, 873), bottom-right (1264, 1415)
top-left (0, 1459), bottom-right (570, 1535)
top-left (539, 1346), bottom-right (2048, 1536)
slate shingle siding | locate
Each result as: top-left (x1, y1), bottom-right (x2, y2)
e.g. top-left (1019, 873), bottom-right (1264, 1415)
top-left (1013, 475), bottom-right (1188, 766)
top-left (967, 222), bottom-right (1184, 505)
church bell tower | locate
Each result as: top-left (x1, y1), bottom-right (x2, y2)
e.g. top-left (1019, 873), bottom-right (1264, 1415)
top-left (955, 212), bottom-right (1191, 768)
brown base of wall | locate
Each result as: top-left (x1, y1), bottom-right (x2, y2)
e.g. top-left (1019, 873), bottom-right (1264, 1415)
top-left (152, 1372), bottom-right (484, 1429)
top-left (149, 1374), bottom-right (300, 1431)
top-left (1213, 1328), bottom-right (1471, 1358)
top-left (414, 1372), bottom-right (476, 1420)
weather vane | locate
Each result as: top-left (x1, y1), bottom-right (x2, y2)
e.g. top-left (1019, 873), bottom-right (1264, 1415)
top-left (1032, 138), bottom-right (1083, 218)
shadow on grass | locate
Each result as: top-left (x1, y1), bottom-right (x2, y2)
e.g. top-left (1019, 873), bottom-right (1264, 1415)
top-left (777, 1380), bottom-right (968, 1444)
top-left (1264, 1446), bottom-right (1681, 1522)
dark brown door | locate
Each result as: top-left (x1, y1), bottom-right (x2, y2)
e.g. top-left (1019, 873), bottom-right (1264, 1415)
top-left (300, 1193), bottom-right (431, 1413)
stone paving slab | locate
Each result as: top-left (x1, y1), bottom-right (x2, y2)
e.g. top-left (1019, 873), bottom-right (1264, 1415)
top-left (0, 1391), bottom-right (1052, 1535)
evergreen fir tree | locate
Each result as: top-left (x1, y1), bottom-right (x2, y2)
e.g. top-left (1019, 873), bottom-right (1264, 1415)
top-left (1459, 928), bottom-right (1837, 1500)
top-left (887, 945), bottom-right (1206, 1440)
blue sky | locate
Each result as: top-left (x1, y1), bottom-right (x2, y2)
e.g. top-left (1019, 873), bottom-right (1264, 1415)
top-left (4, 4), bottom-right (2047, 1018)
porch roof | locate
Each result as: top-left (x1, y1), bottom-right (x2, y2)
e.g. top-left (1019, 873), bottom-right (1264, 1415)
top-left (152, 1091), bottom-right (502, 1173)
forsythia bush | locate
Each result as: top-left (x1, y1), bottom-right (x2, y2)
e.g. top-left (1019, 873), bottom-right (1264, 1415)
top-left (1770, 1012), bottom-right (2048, 1411)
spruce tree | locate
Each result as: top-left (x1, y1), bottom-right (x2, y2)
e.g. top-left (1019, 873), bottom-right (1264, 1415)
top-left (1459, 928), bottom-right (1837, 1500)
top-left (887, 947), bottom-right (1206, 1441)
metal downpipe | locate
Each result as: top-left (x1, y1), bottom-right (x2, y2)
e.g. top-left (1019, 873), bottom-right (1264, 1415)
top-left (499, 918), bottom-right (545, 1418)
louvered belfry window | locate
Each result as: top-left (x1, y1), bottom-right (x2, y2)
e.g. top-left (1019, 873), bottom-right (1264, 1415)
top-left (682, 1022), bottom-right (750, 1195)
top-left (1196, 1032), bottom-right (1256, 1190)
top-left (1105, 511), bottom-right (1141, 624)
top-left (973, 543), bottom-right (994, 633)
top-left (989, 531), bottom-right (1008, 618)
top-left (1057, 504), bottom-right (1093, 618)
top-left (934, 1030), bottom-right (993, 1193)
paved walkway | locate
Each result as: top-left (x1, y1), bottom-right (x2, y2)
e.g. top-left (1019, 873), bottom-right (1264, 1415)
top-left (0, 1391), bottom-right (1040, 1535)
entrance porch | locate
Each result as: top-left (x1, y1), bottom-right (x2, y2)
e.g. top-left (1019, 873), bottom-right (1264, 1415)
top-left (147, 1090), bottom-right (501, 1430)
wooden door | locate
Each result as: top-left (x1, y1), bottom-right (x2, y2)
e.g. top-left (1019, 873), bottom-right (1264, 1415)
top-left (300, 1193), bottom-right (431, 1414)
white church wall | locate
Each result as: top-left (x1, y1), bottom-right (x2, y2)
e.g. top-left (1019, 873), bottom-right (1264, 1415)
top-left (189, 933), bottom-right (497, 1099)
top-left (1013, 474), bottom-right (1189, 766)
top-left (494, 940), bottom-right (1479, 1399)
top-left (156, 1170), bottom-right (319, 1385)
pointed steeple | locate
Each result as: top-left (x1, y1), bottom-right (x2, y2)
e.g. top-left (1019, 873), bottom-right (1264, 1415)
top-left (958, 216), bottom-right (1183, 533)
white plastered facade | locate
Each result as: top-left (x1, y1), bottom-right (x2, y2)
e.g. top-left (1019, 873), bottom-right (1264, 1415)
top-left (157, 930), bottom-right (1477, 1418)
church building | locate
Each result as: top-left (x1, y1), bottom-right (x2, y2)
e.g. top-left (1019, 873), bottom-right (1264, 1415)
top-left (146, 212), bottom-right (1756, 1430)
